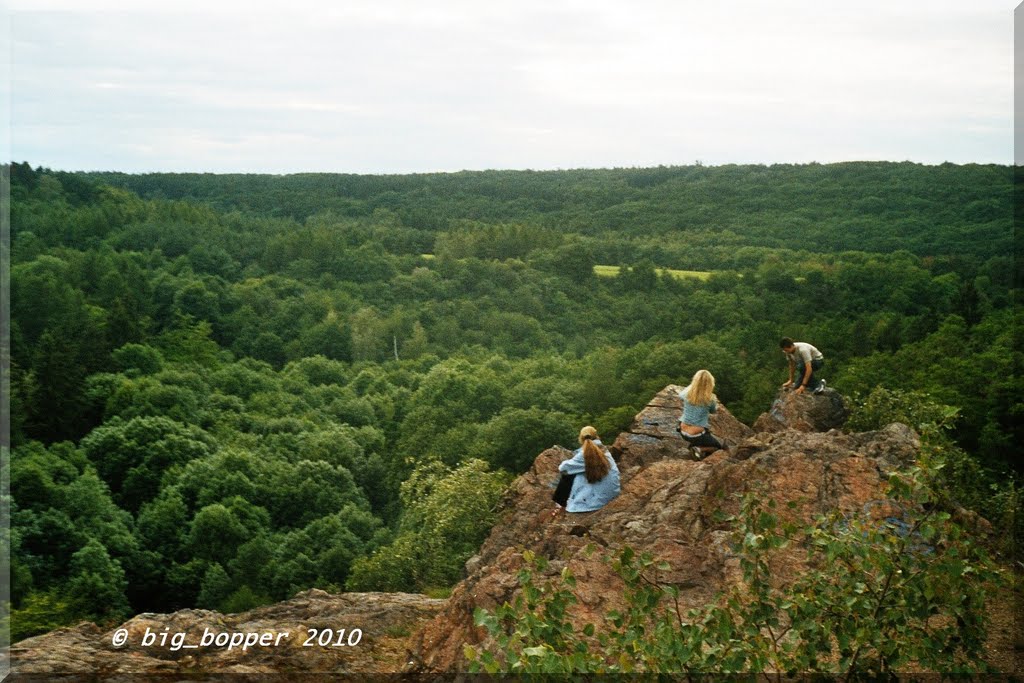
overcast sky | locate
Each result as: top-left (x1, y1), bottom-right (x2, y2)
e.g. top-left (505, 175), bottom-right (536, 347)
top-left (2, 1), bottom-right (1016, 173)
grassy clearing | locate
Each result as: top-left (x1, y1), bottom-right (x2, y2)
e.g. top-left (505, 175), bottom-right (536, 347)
top-left (594, 264), bottom-right (712, 281)
top-left (421, 256), bottom-right (712, 281)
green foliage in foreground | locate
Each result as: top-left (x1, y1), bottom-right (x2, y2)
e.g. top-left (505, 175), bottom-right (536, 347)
top-left (467, 460), bottom-right (1005, 675)
top-left (849, 387), bottom-right (1021, 553)
top-left (847, 386), bottom-right (961, 434)
top-left (346, 458), bottom-right (511, 592)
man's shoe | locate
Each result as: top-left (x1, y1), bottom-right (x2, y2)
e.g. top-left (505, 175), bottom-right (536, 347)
top-left (814, 379), bottom-right (827, 394)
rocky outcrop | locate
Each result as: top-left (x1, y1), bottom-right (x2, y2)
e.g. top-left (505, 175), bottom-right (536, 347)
top-left (407, 387), bottom-right (916, 673)
top-left (610, 385), bottom-right (753, 469)
top-left (11, 590), bottom-right (445, 677)
top-left (14, 385), bottom-right (1011, 677)
top-left (753, 386), bottom-right (850, 433)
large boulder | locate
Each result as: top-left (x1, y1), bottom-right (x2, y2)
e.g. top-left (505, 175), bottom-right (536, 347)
top-left (406, 387), bottom-right (920, 673)
top-left (11, 590), bottom-right (445, 676)
top-left (610, 385), bottom-right (753, 469)
top-left (753, 386), bottom-right (850, 433)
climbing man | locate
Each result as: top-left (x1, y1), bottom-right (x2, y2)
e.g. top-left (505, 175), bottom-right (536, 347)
top-left (779, 337), bottom-right (825, 395)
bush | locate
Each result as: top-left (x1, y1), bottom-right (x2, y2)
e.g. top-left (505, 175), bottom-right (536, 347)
top-left (10, 591), bottom-right (78, 643)
top-left (219, 585), bottom-right (273, 614)
top-left (346, 459), bottom-right (511, 592)
top-left (849, 387), bottom-right (1021, 552)
top-left (847, 386), bottom-right (959, 433)
top-left (921, 428), bottom-right (1022, 556)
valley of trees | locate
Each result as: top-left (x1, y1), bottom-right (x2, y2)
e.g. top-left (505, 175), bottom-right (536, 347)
top-left (6, 160), bottom-right (1020, 641)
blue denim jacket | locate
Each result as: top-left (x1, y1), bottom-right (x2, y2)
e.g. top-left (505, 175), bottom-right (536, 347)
top-left (678, 388), bottom-right (717, 428)
top-left (558, 441), bottom-right (621, 513)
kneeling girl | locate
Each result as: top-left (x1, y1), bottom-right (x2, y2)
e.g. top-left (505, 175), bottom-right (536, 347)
top-left (677, 369), bottom-right (724, 459)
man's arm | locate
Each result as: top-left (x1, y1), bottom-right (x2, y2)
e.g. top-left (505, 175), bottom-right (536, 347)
top-left (782, 358), bottom-right (795, 387)
top-left (794, 362), bottom-right (813, 394)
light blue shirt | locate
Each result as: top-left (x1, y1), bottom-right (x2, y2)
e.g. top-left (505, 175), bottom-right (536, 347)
top-left (558, 440), bottom-right (621, 513)
top-left (678, 388), bottom-right (717, 428)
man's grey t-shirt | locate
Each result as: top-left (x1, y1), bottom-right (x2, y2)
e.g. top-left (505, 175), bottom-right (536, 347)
top-left (786, 341), bottom-right (823, 365)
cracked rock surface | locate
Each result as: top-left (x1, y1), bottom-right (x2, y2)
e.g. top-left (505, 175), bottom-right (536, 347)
top-left (407, 385), bottom-right (923, 673)
top-left (15, 385), bottom-right (1008, 677)
top-left (11, 590), bottom-right (446, 677)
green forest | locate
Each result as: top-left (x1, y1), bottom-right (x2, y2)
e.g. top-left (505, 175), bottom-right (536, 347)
top-left (6, 160), bottom-right (1020, 641)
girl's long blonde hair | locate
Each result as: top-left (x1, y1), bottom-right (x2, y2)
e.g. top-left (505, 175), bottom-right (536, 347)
top-left (578, 426), bottom-right (609, 483)
top-left (684, 369), bottom-right (716, 406)
top-left (582, 438), bottom-right (610, 483)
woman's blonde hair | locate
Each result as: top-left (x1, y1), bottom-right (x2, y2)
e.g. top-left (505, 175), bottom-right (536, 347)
top-left (582, 438), bottom-right (610, 483)
top-left (578, 425), bottom-right (599, 445)
top-left (684, 369), bottom-right (716, 406)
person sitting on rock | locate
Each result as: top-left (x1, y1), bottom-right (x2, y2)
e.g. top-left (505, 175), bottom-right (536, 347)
top-left (677, 369), bottom-right (724, 460)
top-left (552, 426), bottom-right (621, 514)
top-left (779, 337), bottom-right (826, 395)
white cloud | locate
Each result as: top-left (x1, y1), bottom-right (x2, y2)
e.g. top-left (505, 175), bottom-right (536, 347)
top-left (5, 1), bottom-right (1015, 172)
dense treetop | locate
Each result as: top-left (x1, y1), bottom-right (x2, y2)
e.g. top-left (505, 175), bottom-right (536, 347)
top-left (82, 161), bottom-right (1013, 261)
top-left (6, 160), bottom-right (1019, 642)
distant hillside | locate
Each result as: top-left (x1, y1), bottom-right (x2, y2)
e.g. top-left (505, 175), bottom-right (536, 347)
top-left (81, 162), bottom-right (1013, 260)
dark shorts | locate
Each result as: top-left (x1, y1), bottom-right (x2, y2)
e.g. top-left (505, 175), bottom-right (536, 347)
top-left (677, 426), bottom-right (723, 450)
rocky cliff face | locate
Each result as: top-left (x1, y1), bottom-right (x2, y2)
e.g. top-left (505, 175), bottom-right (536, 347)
top-left (12, 385), bottom-right (1014, 677)
top-left (406, 385), bottom-right (919, 672)
top-left (11, 590), bottom-right (445, 677)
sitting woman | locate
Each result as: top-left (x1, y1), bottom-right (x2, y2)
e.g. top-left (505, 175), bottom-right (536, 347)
top-left (677, 369), bottom-right (724, 460)
top-left (552, 426), bottom-right (621, 514)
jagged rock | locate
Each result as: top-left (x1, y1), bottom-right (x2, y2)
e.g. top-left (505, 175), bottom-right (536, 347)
top-left (463, 554), bottom-right (483, 577)
top-left (11, 590), bottom-right (445, 677)
top-left (406, 387), bottom-right (921, 673)
top-left (753, 386), bottom-right (850, 433)
top-left (15, 385), bottom-right (1011, 677)
top-left (850, 422), bottom-right (920, 471)
top-left (610, 385), bottom-right (753, 469)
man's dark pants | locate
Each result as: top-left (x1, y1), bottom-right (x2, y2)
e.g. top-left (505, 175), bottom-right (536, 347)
top-left (795, 358), bottom-right (824, 390)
